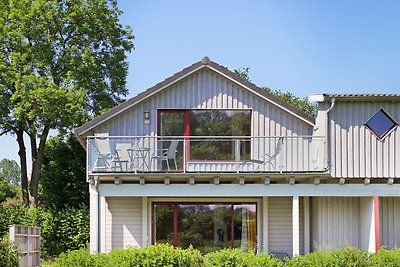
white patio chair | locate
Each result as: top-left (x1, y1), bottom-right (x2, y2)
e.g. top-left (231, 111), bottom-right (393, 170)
top-left (93, 133), bottom-right (112, 171)
top-left (255, 137), bottom-right (284, 171)
top-left (112, 143), bottom-right (131, 171)
top-left (151, 139), bottom-right (179, 171)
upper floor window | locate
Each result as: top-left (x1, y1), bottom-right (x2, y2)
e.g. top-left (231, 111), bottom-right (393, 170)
top-left (364, 108), bottom-right (398, 140)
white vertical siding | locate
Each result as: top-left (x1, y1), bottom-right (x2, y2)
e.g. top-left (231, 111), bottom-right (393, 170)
top-left (93, 69), bottom-right (312, 137)
top-left (268, 197), bottom-right (304, 256)
top-left (380, 197), bottom-right (400, 249)
top-left (329, 101), bottom-right (400, 178)
top-left (311, 197), bottom-right (360, 251)
top-left (105, 197), bottom-right (142, 252)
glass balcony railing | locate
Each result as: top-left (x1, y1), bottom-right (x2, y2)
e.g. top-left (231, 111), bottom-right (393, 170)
top-left (87, 136), bottom-right (326, 174)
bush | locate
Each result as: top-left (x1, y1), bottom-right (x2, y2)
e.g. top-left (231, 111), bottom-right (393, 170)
top-left (0, 202), bottom-right (89, 258)
top-left (206, 248), bottom-right (282, 267)
top-left (0, 237), bottom-right (19, 267)
top-left (52, 244), bottom-right (205, 267)
top-left (285, 247), bottom-right (371, 267)
top-left (370, 248), bottom-right (400, 267)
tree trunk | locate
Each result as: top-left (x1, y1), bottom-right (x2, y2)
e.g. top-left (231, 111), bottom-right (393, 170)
top-left (16, 128), bottom-right (29, 207)
top-left (29, 126), bottom-right (49, 207)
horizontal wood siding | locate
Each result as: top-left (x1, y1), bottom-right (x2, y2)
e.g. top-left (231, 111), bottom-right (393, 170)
top-left (380, 197), bottom-right (400, 249)
top-left (93, 69), bottom-right (312, 138)
top-left (330, 101), bottom-right (400, 178)
top-left (311, 197), bottom-right (359, 251)
top-left (105, 197), bottom-right (142, 252)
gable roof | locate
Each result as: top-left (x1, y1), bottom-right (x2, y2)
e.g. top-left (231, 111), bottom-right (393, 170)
top-left (74, 57), bottom-right (315, 136)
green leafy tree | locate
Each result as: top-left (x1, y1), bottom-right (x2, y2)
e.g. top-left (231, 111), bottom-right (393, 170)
top-left (0, 159), bottom-right (20, 185)
top-left (40, 134), bottom-right (88, 210)
top-left (0, 0), bottom-right (134, 207)
top-left (234, 68), bottom-right (317, 117)
top-left (0, 173), bottom-right (17, 203)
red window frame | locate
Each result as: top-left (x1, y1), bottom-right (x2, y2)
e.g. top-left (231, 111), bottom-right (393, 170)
top-left (157, 109), bottom-right (252, 163)
top-left (151, 201), bottom-right (257, 248)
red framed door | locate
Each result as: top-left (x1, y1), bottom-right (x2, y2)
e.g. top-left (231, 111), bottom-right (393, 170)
top-left (158, 110), bottom-right (190, 171)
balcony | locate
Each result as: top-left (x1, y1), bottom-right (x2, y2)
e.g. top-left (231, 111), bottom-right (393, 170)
top-left (87, 136), bottom-right (326, 175)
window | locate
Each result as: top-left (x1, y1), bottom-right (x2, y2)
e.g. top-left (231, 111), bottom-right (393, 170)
top-left (190, 110), bottom-right (251, 160)
top-left (153, 203), bottom-right (257, 253)
top-left (158, 110), bottom-right (252, 164)
top-left (365, 109), bottom-right (398, 140)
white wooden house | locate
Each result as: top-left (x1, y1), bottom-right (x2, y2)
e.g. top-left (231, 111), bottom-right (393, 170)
top-left (74, 57), bottom-right (400, 256)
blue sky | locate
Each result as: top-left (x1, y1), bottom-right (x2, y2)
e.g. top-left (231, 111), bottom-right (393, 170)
top-left (1, 0), bottom-right (400, 172)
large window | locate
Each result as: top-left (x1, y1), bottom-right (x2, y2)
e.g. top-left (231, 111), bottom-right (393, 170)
top-left (153, 203), bottom-right (257, 253)
top-left (190, 110), bottom-right (251, 161)
top-left (158, 110), bottom-right (251, 166)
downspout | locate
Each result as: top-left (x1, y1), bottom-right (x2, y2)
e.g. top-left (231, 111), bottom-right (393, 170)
top-left (324, 98), bottom-right (336, 171)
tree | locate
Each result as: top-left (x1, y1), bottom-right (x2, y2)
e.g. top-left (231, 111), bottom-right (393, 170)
top-left (0, 174), bottom-right (17, 203)
top-left (233, 68), bottom-right (317, 117)
top-left (0, 0), bottom-right (134, 207)
top-left (40, 134), bottom-right (88, 210)
top-left (0, 159), bottom-right (20, 185)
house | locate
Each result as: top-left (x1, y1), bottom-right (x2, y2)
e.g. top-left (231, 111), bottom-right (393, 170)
top-left (74, 57), bottom-right (400, 256)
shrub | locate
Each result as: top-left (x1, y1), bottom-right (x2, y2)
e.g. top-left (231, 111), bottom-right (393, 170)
top-left (51, 248), bottom-right (92, 267)
top-left (52, 244), bottom-right (205, 267)
top-left (0, 237), bottom-right (19, 267)
top-left (0, 202), bottom-right (89, 258)
top-left (205, 248), bottom-right (282, 267)
top-left (285, 247), bottom-right (371, 267)
top-left (370, 248), bottom-right (400, 267)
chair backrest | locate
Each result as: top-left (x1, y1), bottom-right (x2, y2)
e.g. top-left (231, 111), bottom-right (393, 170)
top-left (115, 143), bottom-right (131, 161)
top-left (167, 140), bottom-right (179, 159)
top-left (270, 137), bottom-right (284, 158)
top-left (95, 133), bottom-right (110, 155)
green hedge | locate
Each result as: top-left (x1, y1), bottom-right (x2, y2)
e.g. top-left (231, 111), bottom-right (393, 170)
top-left (52, 244), bottom-right (204, 267)
top-left (206, 249), bottom-right (282, 267)
top-left (0, 237), bottom-right (19, 267)
top-left (0, 202), bottom-right (89, 257)
top-left (50, 245), bottom-right (400, 267)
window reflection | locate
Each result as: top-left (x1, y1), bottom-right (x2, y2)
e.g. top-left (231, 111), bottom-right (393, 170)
top-left (153, 203), bottom-right (257, 253)
top-left (190, 110), bottom-right (251, 160)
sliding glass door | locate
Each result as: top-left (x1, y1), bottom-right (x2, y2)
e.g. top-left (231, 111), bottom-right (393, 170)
top-left (153, 203), bottom-right (257, 253)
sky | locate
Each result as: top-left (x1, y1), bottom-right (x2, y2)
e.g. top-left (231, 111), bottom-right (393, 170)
top-left (1, 0), bottom-right (400, 173)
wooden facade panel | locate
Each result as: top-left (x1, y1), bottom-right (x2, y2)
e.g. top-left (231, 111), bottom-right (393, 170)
top-left (105, 197), bottom-right (142, 252)
top-left (380, 197), bottom-right (400, 249)
top-left (93, 69), bottom-right (312, 138)
top-left (268, 197), bottom-right (304, 256)
top-left (330, 102), bottom-right (400, 178)
top-left (311, 197), bottom-right (359, 251)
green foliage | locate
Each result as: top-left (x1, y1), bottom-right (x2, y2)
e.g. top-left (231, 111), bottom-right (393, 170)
top-left (234, 68), bottom-right (251, 82)
top-left (233, 68), bottom-right (317, 117)
top-left (0, 159), bottom-right (20, 185)
top-left (47, 246), bottom-right (400, 267)
top-left (52, 244), bottom-right (205, 267)
top-left (0, 237), bottom-right (19, 267)
top-left (370, 248), bottom-right (400, 266)
top-left (0, 174), bottom-right (17, 203)
top-left (40, 134), bottom-right (88, 209)
top-left (0, 0), bottom-right (134, 206)
top-left (206, 249), bottom-right (282, 267)
top-left (285, 247), bottom-right (371, 267)
top-left (0, 202), bottom-right (89, 257)
top-left (264, 87), bottom-right (317, 117)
